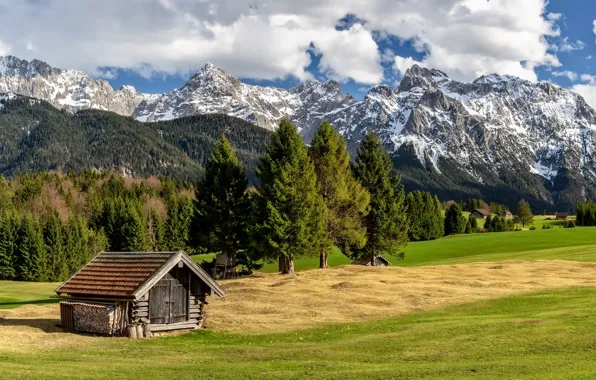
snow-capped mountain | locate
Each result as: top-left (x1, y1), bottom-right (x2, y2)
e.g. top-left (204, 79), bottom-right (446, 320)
top-left (3, 54), bottom-right (596, 209)
top-left (133, 62), bottom-right (356, 135)
top-left (0, 56), bottom-right (154, 115)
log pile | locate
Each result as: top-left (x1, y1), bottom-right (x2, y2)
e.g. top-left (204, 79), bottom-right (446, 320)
top-left (61, 302), bottom-right (127, 335)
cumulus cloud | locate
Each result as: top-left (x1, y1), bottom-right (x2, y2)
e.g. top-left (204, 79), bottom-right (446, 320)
top-left (552, 70), bottom-right (578, 82)
top-left (572, 74), bottom-right (596, 109)
top-left (0, 0), bottom-right (562, 85)
top-left (552, 37), bottom-right (586, 53)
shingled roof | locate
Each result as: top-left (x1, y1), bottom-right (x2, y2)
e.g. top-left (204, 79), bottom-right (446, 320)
top-left (56, 251), bottom-right (225, 299)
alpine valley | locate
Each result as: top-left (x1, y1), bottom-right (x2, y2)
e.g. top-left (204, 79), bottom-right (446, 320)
top-left (2, 55), bottom-right (596, 211)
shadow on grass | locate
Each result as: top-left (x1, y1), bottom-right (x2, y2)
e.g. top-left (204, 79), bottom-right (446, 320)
top-left (0, 298), bottom-right (60, 308)
top-left (0, 317), bottom-right (63, 333)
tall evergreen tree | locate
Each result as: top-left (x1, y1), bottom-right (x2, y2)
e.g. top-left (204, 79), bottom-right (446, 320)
top-left (166, 196), bottom-right (194, 251)
top-left (122, 202), bottom-right (149, 251)
top-left (468, 214), bottom-right (479, 233)
top-left (515, 200), bottom-right (534, 227)
top-left (352, 132), bottom-right (408, 264)
top-left (309, 122), bottom-right (370, 268)
top-left (147, 209), bottom-right (166, 251)
top-left (406, 191), bottom-right (444, 241)
top-left (0, 212), bottom-right (19, 280)
top-left (251, 119), bottom-right (325, 274)
top-left (43, 212), bottom-right (68, 281)
top-left (16, 216), bottom-right (48, 281)
top-left (444, 203), bottom-right (466, 235)
top-left (194, 135), bottom-right (251, 273)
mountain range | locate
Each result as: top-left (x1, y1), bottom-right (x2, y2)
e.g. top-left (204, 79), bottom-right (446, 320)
top-left (2, 55), bottom-right (596, 211)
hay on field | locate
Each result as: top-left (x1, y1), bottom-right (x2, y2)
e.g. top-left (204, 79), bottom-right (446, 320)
top-left (206, 260), bottom-right (596, 333)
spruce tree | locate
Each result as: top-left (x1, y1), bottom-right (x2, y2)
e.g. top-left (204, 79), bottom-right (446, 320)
top-left (468, 214), bottom-right (478, 233)
top-left (0, 212), bottom-right (19, 280)
top-left (16, 216), bottom-right (48, 281)
top-left (166, 196), bottom-right (194, 251)
top-left (515, 200), bottom-right (534, 227)
top-left (352, 132), bottom-right (408, 264)
top-left (309, 122), bottom-right (370, 268)
top-left (406, 191), bottom-right (444, 241)
top-left (43, 212), bottom-right (68, 281)
top-left (484, 215), bottom-right (493, 232)
top-left (147, 209), bottom-right (166, 251)
top-left (122, 202), bottom-right (149, 251)
top-left (194, 135), bottom-right (251, 272)
top-left (444, 203), bottom-right (466, 236)
top-left (251, 119), bottom-right (325, 274)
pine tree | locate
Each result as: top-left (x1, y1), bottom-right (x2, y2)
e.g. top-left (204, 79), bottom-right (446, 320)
top-left (43, 212), bottom-right (68, 281)
top-left (352, 132), bottom-right (408, 264)
top-left (16, 216), bottom-right (48, 281)
top-left (515, 200), bottom-right (534, 227)
top-left (147, 209), bottom-right (166, 251)
top-left (0, 212), bottom-right (19, 280)
top-left (468, 214), bottom-right (478, 233)
top-left (194, 135), bottom-right (251, 273)
top-left (484, 215), bottom-right (493, 232)
top-left (251, 119), bottom-right (325, 274)
top-left (406, 191), bottom-right (444, 241)
top-left (166, 196), bottom-right (194, 251)
top-left (122, 202), bottom-right (149, 251)
top-left (309, 122), bottom-right (370, 268)
top-left (444, 203), bottom-right (466, 236)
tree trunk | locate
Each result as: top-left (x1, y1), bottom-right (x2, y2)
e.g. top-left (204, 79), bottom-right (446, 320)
top-left (279, 254), bottom-right (295, 274)
top-left (319, 249), bottom-right (328, 269)
top-left (370, 251), bottom-right (376, 266)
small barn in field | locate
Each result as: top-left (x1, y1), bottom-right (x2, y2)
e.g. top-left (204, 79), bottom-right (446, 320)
top-left (55, 251), bottom-right (225, 337)
top-left (472, 209), bottom-right (491, 219)
top-left (353, 255), bottom-right (391, 267)
top-left (556, 212), bottom-right (569, 220)
top-left (499, 211), bottom-right (513, 218)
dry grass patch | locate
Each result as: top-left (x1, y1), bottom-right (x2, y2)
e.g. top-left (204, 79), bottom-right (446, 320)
top-left (0, 305), bottom-right (95, 353)
top-left (207, 260), bottom-right (596, 333)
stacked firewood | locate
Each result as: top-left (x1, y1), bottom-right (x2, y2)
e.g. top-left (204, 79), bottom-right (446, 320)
top-left (67, 302), bottom-right (114, 335)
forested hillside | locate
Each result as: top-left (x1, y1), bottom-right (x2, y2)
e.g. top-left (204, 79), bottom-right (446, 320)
top-left (0, 95), bottom-right (271, 182)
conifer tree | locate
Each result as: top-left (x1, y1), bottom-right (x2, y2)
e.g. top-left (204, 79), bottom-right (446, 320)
top-left (515, 199), bottom-right (534, 227)
top-left (122, 203), bottom-right (149, 251)
top-left (43, 212), bottom-right (68, 281)
top-left (444, 203), bottom-right (466, 235)
top-left (0, 212), bottom-right (19, 280)
top-left (166, 196), bottom-right (194, 251)
top-left (352, 132), bottom-right (408, 264)
top-left (484, 215), bottom-right (493, 232)
top-left (147, 209), bottom-right (166, 251)
top-left (406, 191), bottom-right (444, 241)
top-left (16, 216), bottom-right (48, 281)
top-left (251, 119), bottom-right (325, 274)
top-left (309, 122), bottom-right (370, 268)
top-left (468, 214), bottom-right (479, 233)
top-left (194, 135), bottom-right (251, 272)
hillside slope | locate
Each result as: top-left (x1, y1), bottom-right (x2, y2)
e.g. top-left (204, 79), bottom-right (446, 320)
top-left (0, 94), bottom-right (270, 181)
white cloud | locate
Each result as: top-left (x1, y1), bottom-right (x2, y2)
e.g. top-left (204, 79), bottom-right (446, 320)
top-left (552, 70), bottom-right (578, 82)
top-left (572, 74), bottom-right (596, 109)
top-left (0, 40), bottom-right (10, 56)
top-left (553, 37), bottom-right (586, 53)
top-left (0, 0), bottom-right (562, 85)
top-left (593, 19), bottom-right (596, 35)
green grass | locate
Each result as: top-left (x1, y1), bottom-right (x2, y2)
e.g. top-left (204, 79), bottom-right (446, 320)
top-left (0, 281), bottom-right (60, 309)
top-left (4, 287), bottom-right (596, 379)
top-left (253, 226), bottom-right (596, 272)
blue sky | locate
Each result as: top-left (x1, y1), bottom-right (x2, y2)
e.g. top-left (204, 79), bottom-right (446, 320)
top-left (2, 0), bottom-right (596, 104)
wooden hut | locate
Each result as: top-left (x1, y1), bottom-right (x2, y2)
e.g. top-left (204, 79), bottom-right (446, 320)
top-left (55, 251), bottom-right (225, 337)
top-left (471, 209), bottom-right (491, 219)
top-left (555, 212), bottom-right (568, 220)
top-left (353, 255), bottom-right (391, 267)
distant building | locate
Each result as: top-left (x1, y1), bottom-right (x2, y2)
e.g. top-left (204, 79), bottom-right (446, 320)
top-left (555, 212), bottom-right (568, 220)
top-left (472, 209), bottom-right (491, 219)
top-left (499, 211), bottom-right (513, 218)
top-left (353, 255), bottom-right (391, 267)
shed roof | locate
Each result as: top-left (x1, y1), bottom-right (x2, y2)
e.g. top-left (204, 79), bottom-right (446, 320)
top-left (474, 208), bottom-right (491, 216)
top-left (55, 251), bottom-right (225, 299)
top-left (353, 255), bottom-right (392, 266)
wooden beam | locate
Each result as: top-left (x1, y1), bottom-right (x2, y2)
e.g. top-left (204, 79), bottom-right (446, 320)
top-left (149, 322), bottom-right (198, 332)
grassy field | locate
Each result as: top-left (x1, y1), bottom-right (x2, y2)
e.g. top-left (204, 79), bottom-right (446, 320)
top-left (3, 285), bottom-right (596, 379)
top-left (255, 226), bottom-right (596, 272)
top-left (0, 281), bottom-right (61, 309)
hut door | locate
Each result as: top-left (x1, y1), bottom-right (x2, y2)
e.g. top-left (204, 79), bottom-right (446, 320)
top-left (149, 270), bottom-right (189, 324)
